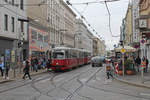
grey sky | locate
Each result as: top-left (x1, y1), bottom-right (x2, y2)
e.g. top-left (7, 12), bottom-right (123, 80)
top-left (69, 0), bottom-right (129, 50)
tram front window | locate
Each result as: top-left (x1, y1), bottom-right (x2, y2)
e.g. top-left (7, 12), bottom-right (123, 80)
top-left (52, 52), bottom-right (64, 59)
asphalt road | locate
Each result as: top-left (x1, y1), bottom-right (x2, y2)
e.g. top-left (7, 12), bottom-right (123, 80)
top-left (0, 64), bottom-right (150, 100)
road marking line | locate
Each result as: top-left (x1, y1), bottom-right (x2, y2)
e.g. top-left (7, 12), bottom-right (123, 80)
top-left (140, 93), bottom-right (150, 96)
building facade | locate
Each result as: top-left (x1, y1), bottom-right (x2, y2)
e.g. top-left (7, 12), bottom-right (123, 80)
top-left (75, 19), bottom-right (93, 53)
top-left (131, 0), bottom-right (140, 45)
top-left (124, 4), bottom-right (133, 46)
top-left (47, 0), bottom-right (76, 48)
top-left (120, 18), bottom-right (126, 43)
top-left (47, 0), bottom-right (65, 47)
top-left (92, 37), bottom-right (106, 56)
top-left (139, 0), bottom-right (150, 60)
top-left (0, 0), bottom-right (28, 59)
top-left (62, 1), bottom-right (76, 47)
top-left (28, 19), bottom-right (49, 58)
top-left (27, 0), bottom-right (50, 58)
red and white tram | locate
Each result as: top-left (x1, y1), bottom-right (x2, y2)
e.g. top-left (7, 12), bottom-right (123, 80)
top-left (50, 47), bottom-right (91, 71)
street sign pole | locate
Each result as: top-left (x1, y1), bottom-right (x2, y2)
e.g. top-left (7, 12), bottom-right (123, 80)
top-left (140, 38), bottom-right (146, 84)
top-left (121, 48), bottom-right (126, 77)
top-left (141, 68), bottom-right (144, 84)
top-left (122, 54), bottom-right (125, 77)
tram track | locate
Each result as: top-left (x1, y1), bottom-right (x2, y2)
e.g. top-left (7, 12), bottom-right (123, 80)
top-left (46, 66), bottom-right (93, 99)
top-left (29, 65), bottom-right (93, 100)
top-left (84, 67), bottom-right (150, 100)
top-left (30, 72), bottom-right (60, 100)
top-left (0, 72), bottom-right (53, 94)
top-left (86, 84), bottom-right (150, 100)
top-left (64, 68), bottom-right (102, 100)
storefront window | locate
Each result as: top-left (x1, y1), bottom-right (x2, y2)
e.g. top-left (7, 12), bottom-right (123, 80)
top-left (31, 29), bottom-right (37, 40)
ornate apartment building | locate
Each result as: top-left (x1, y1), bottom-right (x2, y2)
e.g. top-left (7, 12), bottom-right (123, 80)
top-left (75, 19), bottom-right (93, 53)
top-left (47, 0), bottom-right (76, 48)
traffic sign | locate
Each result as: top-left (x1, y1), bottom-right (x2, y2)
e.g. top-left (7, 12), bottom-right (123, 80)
top-left (141, 38), bottom-right (146, 44)
top-left (121, 48), bottom-right (126, 54)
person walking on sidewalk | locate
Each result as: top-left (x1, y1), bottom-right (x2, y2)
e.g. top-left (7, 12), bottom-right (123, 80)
top-left (31, 57), bottom-right (34, 72)
top-left (5, 62), bottom-right (10, 80)
top-left (34, 57), bottom-right (38, 72)
top-left (135, 56), bottom-right (141, 72)
top-left (106, 60), bottom-right (113, 79)
top-left (143, 57), bottom-right (149, 73)
top-left (141, 57), bottom-right (146, 72)
top-left (0, 59), bottom-right (4, 78)
top-left (23, 60), bottom-right (31, 80)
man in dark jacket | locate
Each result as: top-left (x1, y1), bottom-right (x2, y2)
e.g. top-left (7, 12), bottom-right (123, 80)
top-left (34, 57), bottom-right (38, 72)
top-left (144, 57), bottom-right (149, 73)
top-left (23, 60), bottom-right (31, 80)
top-left (135, 56), bottom-right (141, 72)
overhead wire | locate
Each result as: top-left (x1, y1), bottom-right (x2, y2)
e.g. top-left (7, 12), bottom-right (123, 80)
top-left (104, 1), bottom-right (120, 37)
top-left (67, 0), bottom-right (121, 38)
top-left (66, 0), bottom-right (105, 40)
top-left (1, 0), bottom-right (121, 39)
top-left (81, 4), bottom-right (89, 14)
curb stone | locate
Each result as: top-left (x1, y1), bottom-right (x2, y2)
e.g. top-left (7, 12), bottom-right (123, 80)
top-left (114, 77), bottom-right (150, 89)
top-left (0, 70), bottom-right (48, 84)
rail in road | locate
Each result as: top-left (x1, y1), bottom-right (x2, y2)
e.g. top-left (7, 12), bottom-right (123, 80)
top-left (0, 65), bottom-right (150, 100)
top-left (30, 65), bottom-right (97, 100)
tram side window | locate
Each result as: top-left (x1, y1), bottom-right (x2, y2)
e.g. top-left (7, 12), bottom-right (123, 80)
top-left (53, 52), bottom-right (64, 59)
top-left (79, 52), bottom-right (83, 58)
top-left (65, 51), bottom-right (70, 59)
top-left (84, 52), bottom-right (88, 58)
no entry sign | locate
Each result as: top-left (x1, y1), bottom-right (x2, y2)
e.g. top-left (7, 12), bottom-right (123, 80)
top-left (141, 39), bottom-right (146, 44)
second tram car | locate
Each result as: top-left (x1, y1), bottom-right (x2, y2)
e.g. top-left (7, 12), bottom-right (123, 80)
top-left (50, 47), bottom-right (91, 71)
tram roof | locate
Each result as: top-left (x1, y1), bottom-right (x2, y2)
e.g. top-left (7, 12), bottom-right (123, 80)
top-left (52, 47), bottom-right (91, 53)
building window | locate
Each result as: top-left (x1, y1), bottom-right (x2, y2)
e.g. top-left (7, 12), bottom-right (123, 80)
top-left (11, 17), bottom-right (15, 32)
top-left (12, 0), bottom-right (14, 5)
top-left (4, 14), bottom-right (8, 31)
top-left (31, 29), bottom-right (37, 40)
top-left (5, 0), bottom-right (8, 2)
top-left (20, 0), bottom-right (24, 10)
top-left (21, 21), bottom-right (24, 32)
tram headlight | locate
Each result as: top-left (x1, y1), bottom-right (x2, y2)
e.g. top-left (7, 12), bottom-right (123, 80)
top-left (56, 62), bottom-right (58, 65)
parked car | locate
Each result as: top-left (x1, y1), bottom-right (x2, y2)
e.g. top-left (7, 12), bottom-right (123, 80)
top-left (91, 56), bottom-right (105, 67)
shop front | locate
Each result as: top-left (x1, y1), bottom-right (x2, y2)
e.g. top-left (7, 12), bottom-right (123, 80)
top-left (29, 25), bottom-right (49, 59)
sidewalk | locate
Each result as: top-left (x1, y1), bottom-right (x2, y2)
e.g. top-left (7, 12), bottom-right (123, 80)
top-left (115, 70), bottom-right (150, 89)
top-left (0, 68), bottom-right (47, 84)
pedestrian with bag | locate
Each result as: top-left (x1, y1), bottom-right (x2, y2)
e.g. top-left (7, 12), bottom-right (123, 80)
top-left (106, 60), bottom-right (113, 79)
top-left (5, 62), bottom-right (10, 80)
top-left (46, 59), bottom-right (51, 71)
top-left (23, 60), bottom-right (31, 80)
top-left (0, 59), bottom-right (4, 78)
top-left (135, 56), bottom-right (141, 72)
top-left (34, 57), bottom-right (38, 72)
top-left (143, 57), bottom-right (149, 73)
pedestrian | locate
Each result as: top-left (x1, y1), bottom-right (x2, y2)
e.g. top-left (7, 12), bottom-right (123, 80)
top-left (46, 59), bottom-right (51, 71)
top-left (23, 60), bottom-right (31, 80)
top-left (144, 57), bottom-right (149, 73)
top-left (135, 56), bottom-right (141, 72)
top-left (5, 62), bottom-right (10, 80)
top-left (141, 57), bottom-right (146, 72)
top-left (31, 57), bottom-right (34, 72)
top-left (42, 58), bottom-right (46, 69)
top-left (106, 60), bottom-right (113, 79)
top-left (0, 59), bottom-right (4, 78)
top-left (34, 57), bottom-right (38, 72)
